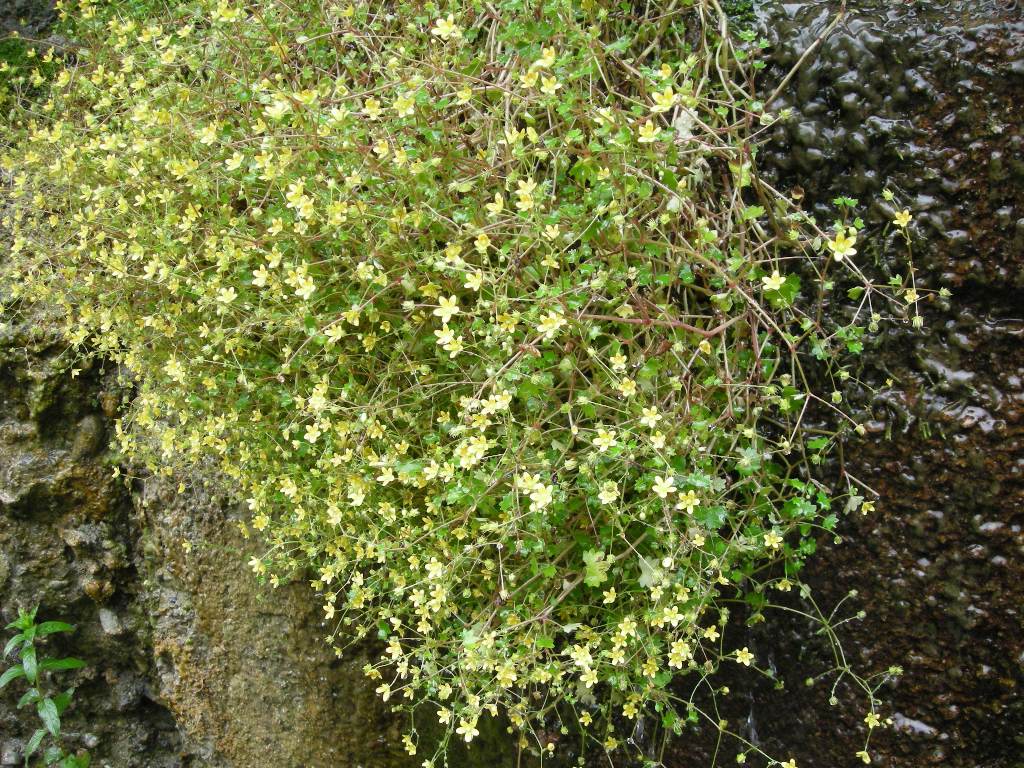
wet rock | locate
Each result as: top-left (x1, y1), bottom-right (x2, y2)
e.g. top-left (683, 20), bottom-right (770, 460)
top-left (664, 2), bottom-right (1024, 766)
top-left (0, 0), bottom-right (54, 36)
top-left (0, 314), bottom-right (188, 766)
top-left (133, 474), bottom-right (416, 767)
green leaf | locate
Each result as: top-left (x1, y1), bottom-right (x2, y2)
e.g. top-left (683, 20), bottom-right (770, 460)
top-left (25, 728), bottom-right (46, 760)
top-left (53, 689), bottom-right (74, 715)
top-left (38, 697), bottom-right (61, 737)
top-left (4, 633), bottom-right (24, 657)
top-left (0, 664), bottom-right (25, 689)
top-left (40, 658), bottom-right (86, 672)
top-left (740, 204), bottom-right (765, 222)
top-left (581, 550), bottom-right (609, 588)
top-left (21, 645), bottom-right (37, 684)
top-left (18, 688), bottom-right (40, 708)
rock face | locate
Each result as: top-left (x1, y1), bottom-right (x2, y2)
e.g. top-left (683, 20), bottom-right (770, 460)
top-left (0, 0), bottom-right (54, 36)
top-left (0, 317), bottom-right (186, 766)
top-left (135, 475), bottom-right (411, 767)
top-left (3, 0), bottom-right (1023, 766)
top-left (669, 2), bottom-right (1024, 766)
top-left (0, 317), bottom-right (429, 766)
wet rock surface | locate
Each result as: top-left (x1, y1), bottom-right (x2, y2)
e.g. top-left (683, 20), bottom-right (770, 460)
top-left (0, 318), bottom-right (431, 767)
top-left (668, 1), bottom-right (1023, 766)
top-left (0, 317), bottom-right (186, 767)
top-left (134, 474), bottom-right (411, 768)
top-left (0, 0), bottom-right (54, 36)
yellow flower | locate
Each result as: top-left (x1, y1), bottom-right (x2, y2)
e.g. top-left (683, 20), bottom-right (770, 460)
top-left (761, 270), bottom-right (785, 292)
top-left (592, 428), bottom-right (617, 452)
top-left (431, 14), bottom-right (461, 40)
top-left (617, 378), bottom-right (637, 398)
top-left (485, 193), bottom-right (504, 217)
top-left (434, 324), bottom-right (455, 347)
top-left (651, 86), bottom-right (675, 113)
top-left (827, 230), bottom-right (857, 261)
top-left (652, 475), bottom-right (676, 498)
top-left (455, 717), bottom-right (479, 742)
top-left (536, 310), bottom-right (566, 339)
top-left (540, 76), bottom-right (561, 96)
top-left (864, 712), bottom-right (881, 729)
top-left (640, 406), bottom-right (661, 428)
top-left (763, 530), bottom-right (783, 550)
top-left (735, 647), bottom-right (754, 666)
top-left (893, 209), bottom-right (912, 227)
top-left (529, 483), bottom-right (553, 510)
top-left (393, 93), bottom-right (415, 117)
top-left (532, 46), bottom-right (556, 69)
top-left (363, 97), bottom-right (383, 120)
top-left (519, 69), bottom-right (539, 88)
top-left (637, 120), bottom-right (659, 143)
top-left (474, 233), bottom-right (490, 253)
top-left (464, 270), bottom-right (484, 291)
top-left (676, 489), bottom-right (699, 513)
top-left (598, 482), bottom-right (618, 505)
top-left (515, 177), bottom-right (538, 211)
top-left (432, 295), bottom-right (459, 323)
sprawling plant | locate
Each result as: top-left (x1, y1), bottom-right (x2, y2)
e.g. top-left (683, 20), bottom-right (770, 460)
top-left (2, 0), bottom-right (927, 762)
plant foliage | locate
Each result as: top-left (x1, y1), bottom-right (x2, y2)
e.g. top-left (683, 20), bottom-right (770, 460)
top-left (1, 608), bottom-right (89, 768)
top-left (1, 0), bottom-right (927, 762)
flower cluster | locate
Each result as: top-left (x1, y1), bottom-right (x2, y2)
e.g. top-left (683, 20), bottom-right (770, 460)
top-left (1, 0), bottom-right (929, 762)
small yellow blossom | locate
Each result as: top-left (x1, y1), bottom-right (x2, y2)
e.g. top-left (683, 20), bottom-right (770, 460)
top-left (598, 482), bottom-right (618, 505)
top-left (592, 428), bottom-right (617, 452)
top-left (651, 86), bottom-right (675, 113)
top-left (363, 97), bottom-right (383, 120)
top-left (536, 310), bottom-right (566, 339)
top-left (828, 231), bottom-right (857, 261)
top-left (540, 76), bottom-right (561, 96)
top-left (455, 717), bottom-right (479, 742)
top-left (431, 14), bottom-right (461, 40)
top-left (652, 475), bottom-right (676, 498)
top-left (485, 193), bottom-right (504, 217)
top-left (637, 120), bottom-right (660, 143)
top-left (433, 295), bottom-right (460, 323)
top-left (762, 270), bottom-right (785, 292)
